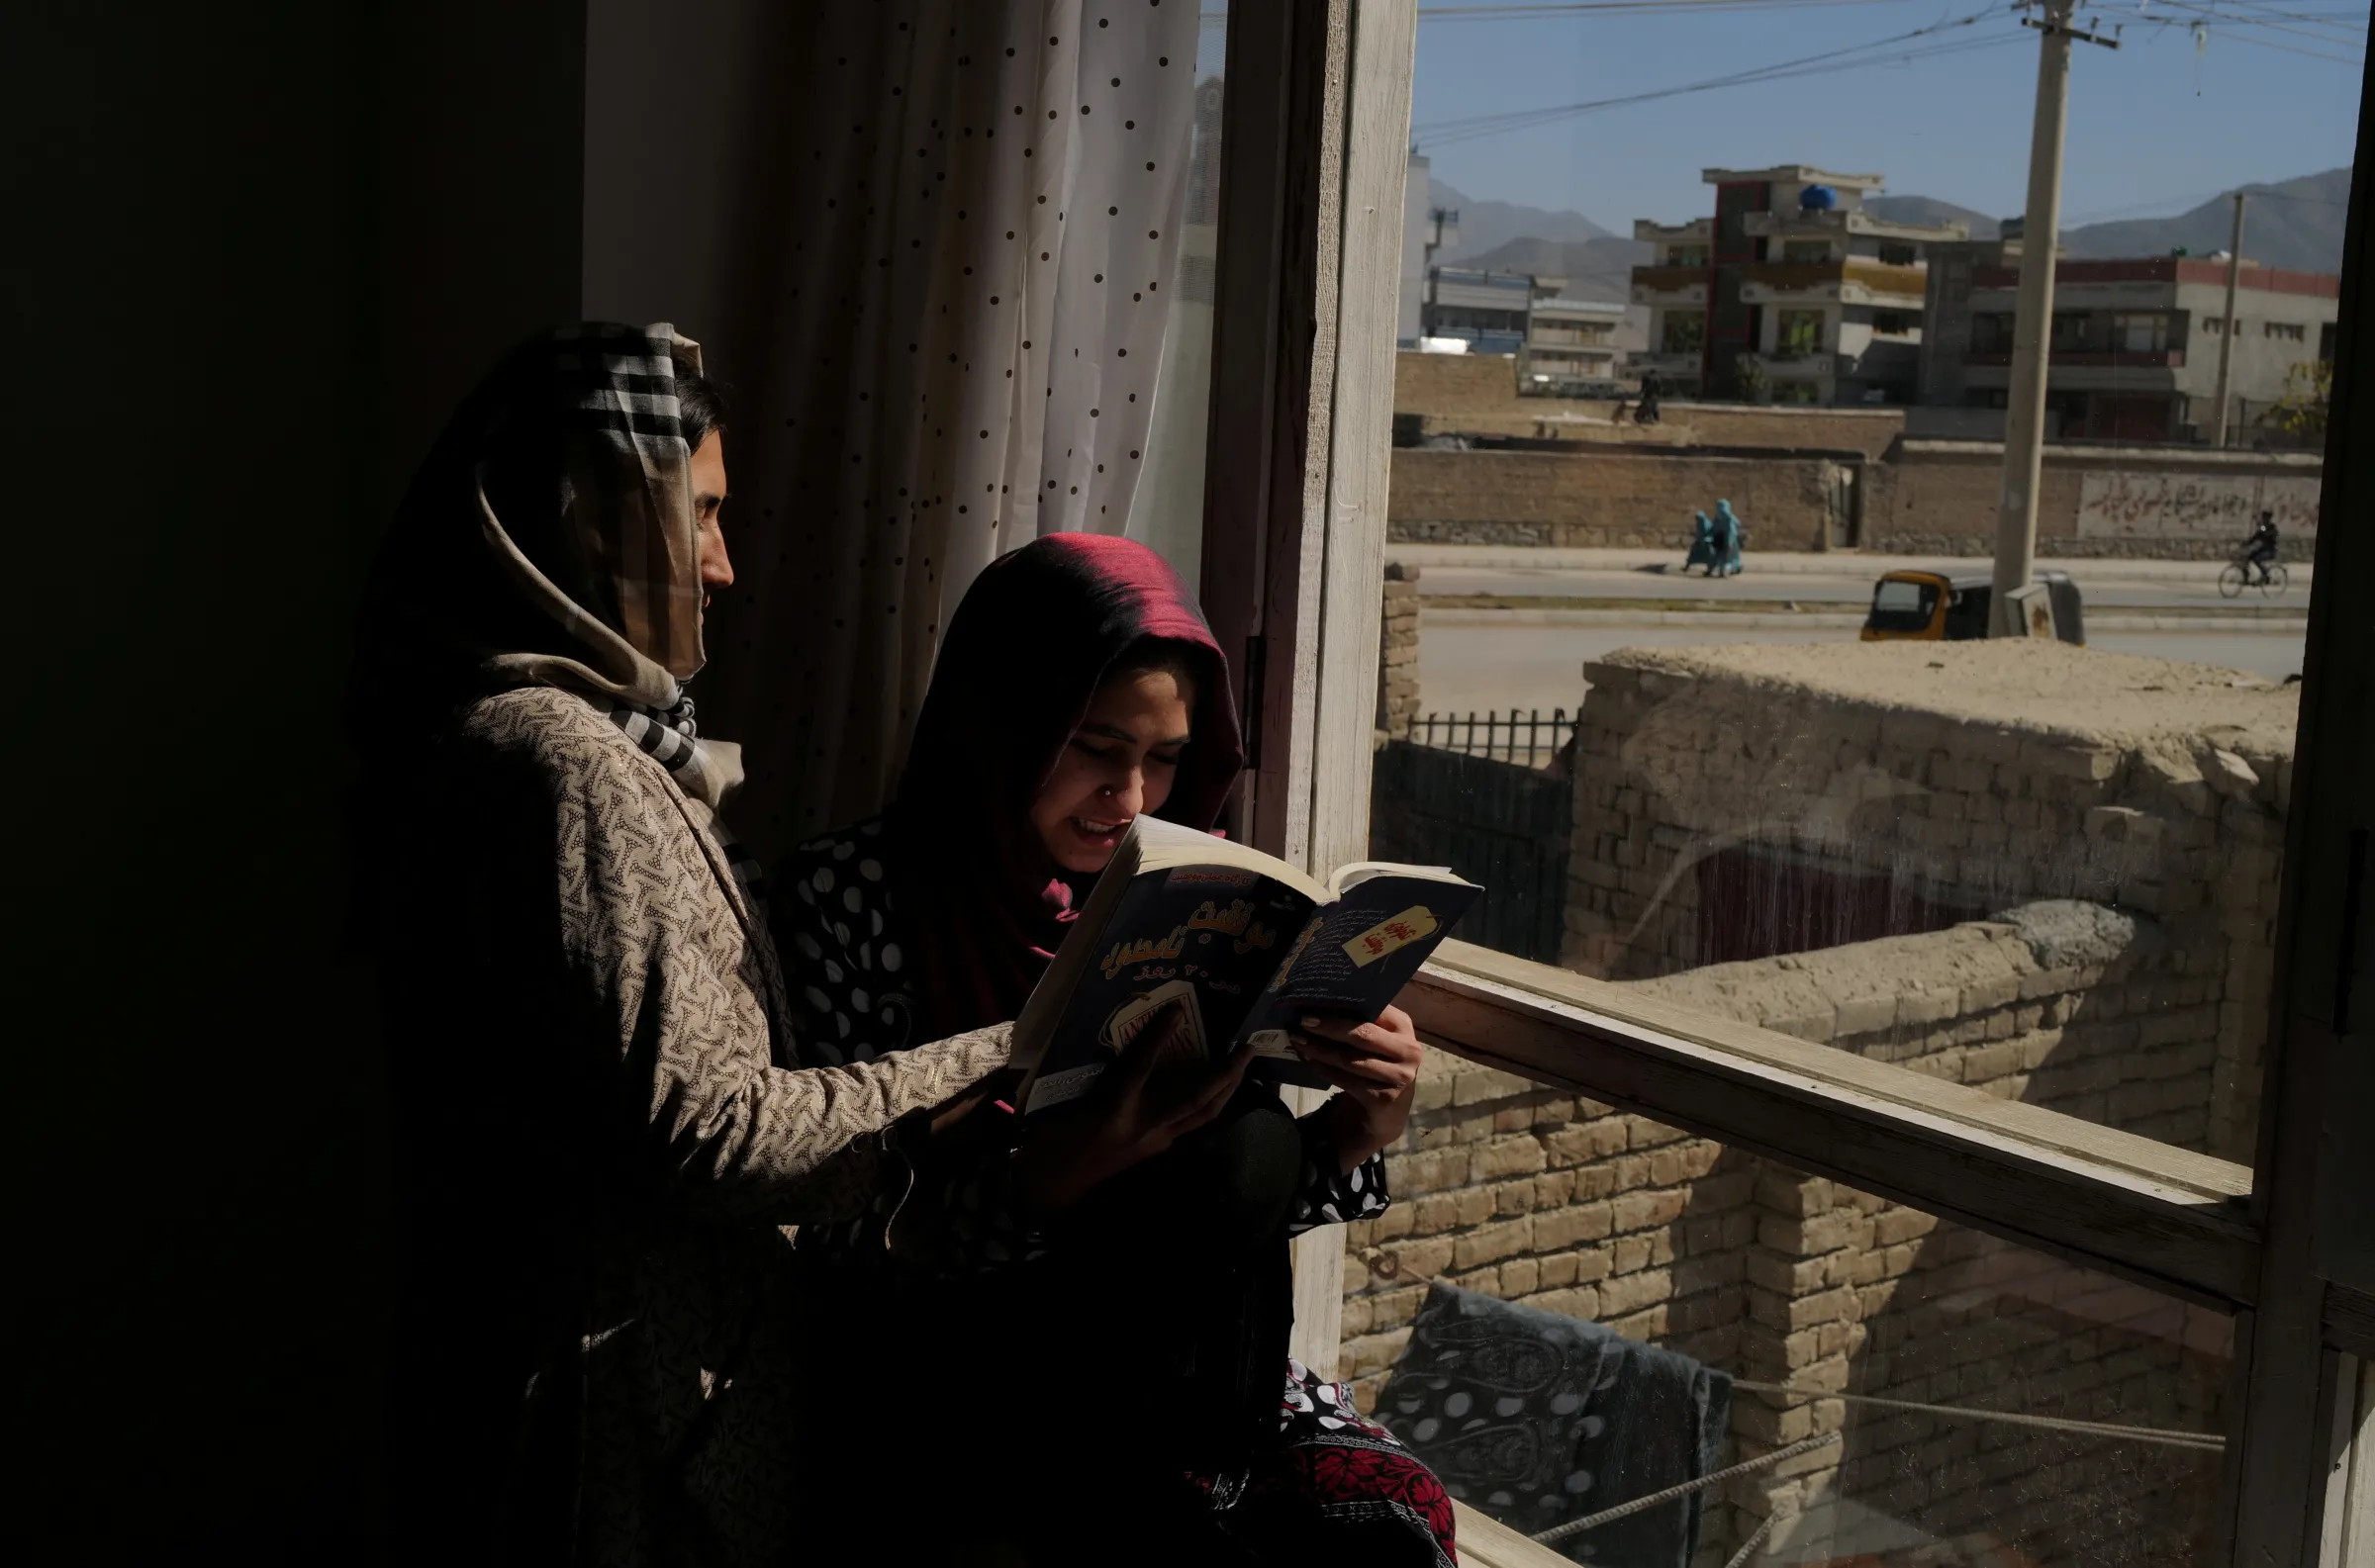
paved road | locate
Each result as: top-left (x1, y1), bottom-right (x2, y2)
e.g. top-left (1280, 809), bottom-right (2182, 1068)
top-left (1419, 619), bottom-right (2309, 718)
top-left (1416, 563), bottom-right (2307, 614)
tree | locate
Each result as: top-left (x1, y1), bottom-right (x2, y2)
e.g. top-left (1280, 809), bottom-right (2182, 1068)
top-left (1733, 354), bottom-right (1769, 406)
top-left (2264, 358), bottom-right (2332, 441)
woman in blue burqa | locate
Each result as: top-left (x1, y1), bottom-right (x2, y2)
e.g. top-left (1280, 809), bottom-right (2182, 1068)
top-left (1684, 510), bottom-right (1718, 575)
top-left (1712, 500), bottom-right (1746, 577)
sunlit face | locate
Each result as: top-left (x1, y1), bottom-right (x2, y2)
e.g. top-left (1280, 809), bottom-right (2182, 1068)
top-left (691, 430), bottom-right (732, 612)
top-left (1030, 665), bottom-right (1195, 875)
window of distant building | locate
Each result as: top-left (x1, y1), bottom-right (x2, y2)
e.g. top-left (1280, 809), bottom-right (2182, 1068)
top-left (1877, 240), bottom-right (1919, 266)
top-left (1971, 313), bottom-right (2013, 353)
top-left (1666, 244), bottom-right (1710, 267)
top-left (2049, 312), bottom-right (2091, 351)
top-left (1782, 239), bottom-right (1832, 265)
top-left (2265, 321), bottom-right (2307, 342)
top-left (1776, 310), bottom-right (1824, 355)
top-left (2114, 313), bottom-right (2170, 353)
top-left (1662, 310), bottom-right (1706, 354)
top-left (1871, 310), bottom-right (1915, 336)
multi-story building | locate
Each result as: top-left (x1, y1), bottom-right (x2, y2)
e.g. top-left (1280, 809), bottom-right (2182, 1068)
top-left (1522, 294), bottom-right (1629, 393)
top-left (1421, 266), bottom-right (1629, 392)
top-left (1630, 164), bottom-right (1967, 405)
top-left (1919, 249), bottom-right (2341, 443)
top-left (1421, 266), bottom-right (1534, 355)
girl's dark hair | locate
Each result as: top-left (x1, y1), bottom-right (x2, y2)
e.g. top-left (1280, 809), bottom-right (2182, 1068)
top-left (673, 359), bottom-right (728, 451)
top-left (1109, 636), bottom-right (1205, 699)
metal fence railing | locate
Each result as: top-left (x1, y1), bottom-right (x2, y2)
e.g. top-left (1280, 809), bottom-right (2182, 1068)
top-left (1410, 708), bottom-right (1575, 767)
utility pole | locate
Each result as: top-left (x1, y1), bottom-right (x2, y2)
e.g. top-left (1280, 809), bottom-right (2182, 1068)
top-left (1991, 0), bottom-right (2117, 635)
top-left (2211, 192), bottom-right (2248, 447)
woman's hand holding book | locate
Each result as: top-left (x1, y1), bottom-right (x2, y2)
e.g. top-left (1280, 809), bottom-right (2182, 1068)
top-left (1297, 1006), bottom-right (1424, 1172)
top-left (1013, 998), bottom-right (1255, 1213)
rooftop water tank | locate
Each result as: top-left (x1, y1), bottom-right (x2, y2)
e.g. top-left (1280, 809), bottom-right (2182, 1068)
top-left (1799, 184), bottom-right (1839, 211)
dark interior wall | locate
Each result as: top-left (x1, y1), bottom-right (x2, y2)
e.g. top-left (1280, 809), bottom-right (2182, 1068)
top-left (11, 3), bottom-right (585, 1561)
top-left (582, 0), bottom-right (794, 375)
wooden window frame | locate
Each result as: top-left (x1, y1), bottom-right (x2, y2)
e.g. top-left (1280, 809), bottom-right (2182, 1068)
top-left (1196, 5), bottom-right (2375, 1559)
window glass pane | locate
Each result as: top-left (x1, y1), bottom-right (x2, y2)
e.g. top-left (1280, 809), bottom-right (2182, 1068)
top-left (1340, 1083), bottom-right (2232, 1565)
top-left (1120, 4), bottom-right (1227, 584)
top-left (1382, 10), bottom-right (2349, 1172)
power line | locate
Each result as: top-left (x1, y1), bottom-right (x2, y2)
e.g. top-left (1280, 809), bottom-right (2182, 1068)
top-left (2097, 0), bottom-right (2368, 55)
top-left (1417, 35), bottom-right (2029, 148)
top-left (1412, 4), bottom-right (2019, 147)
top-left (2171, 0), bottom-right (2369, 42)
top-left (1417, 0), bottom-right (1908, 16)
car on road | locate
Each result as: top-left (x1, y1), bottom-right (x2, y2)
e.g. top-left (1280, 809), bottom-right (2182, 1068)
top-left (1859, 569), bottom-right (2087, 646)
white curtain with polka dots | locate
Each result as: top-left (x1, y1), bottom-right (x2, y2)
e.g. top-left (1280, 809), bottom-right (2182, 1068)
top-left (712, 0), bottom-right (1210, 856)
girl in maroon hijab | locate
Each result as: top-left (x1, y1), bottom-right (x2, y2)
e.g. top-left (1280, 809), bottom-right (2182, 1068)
top-left (775, 534), bottom-right (1454, 1566)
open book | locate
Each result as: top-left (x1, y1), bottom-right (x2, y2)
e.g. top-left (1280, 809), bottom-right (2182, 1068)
top-left (1010, 816), bottom-right (1482, 1114)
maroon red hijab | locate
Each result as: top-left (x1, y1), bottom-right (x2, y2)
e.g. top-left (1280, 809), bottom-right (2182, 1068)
top-left (888, 533), bottom-right (1244, 1038)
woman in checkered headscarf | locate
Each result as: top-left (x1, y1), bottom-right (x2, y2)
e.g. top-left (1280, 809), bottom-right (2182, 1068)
top-left (350, 324), bottom-right (1015, 1567)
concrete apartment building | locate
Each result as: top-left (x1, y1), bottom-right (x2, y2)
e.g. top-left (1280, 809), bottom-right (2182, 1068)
top-left (1919, 246), bottom-right (2340, 443)
top-left (1422, 265), bottom-right (1631, 393)
top-left (1521, 293), bottom-right (1629, 392)
top-left (1422, 265), bottom-right (1534, 355)
top-left (1631, 164), bottom-right (1966, 406)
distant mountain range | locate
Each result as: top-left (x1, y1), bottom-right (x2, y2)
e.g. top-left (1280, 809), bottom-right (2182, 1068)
top-left (1429, 167), bottom-right (2349, 292)
top-left (1430, 182), bottom-right (1644, 303)
top-left (1866, 195), bottom-right (2001, 238)
top-left (2058, 168), bottom-right (2348, 273)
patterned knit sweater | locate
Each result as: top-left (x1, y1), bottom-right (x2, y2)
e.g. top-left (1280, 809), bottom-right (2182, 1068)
top-left (376, 686), bottom-right (1009, 1566)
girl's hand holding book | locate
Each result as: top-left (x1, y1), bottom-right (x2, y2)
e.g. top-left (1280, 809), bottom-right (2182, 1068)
top-left (1014, 998), bottom-right (1255, 1213)
top-left (1294, 1006), bottom-right (1424, 1172)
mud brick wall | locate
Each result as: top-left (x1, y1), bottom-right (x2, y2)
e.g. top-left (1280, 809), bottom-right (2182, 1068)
top-left (1565, 644), bottom-right (2293, 1163)
top-left (1339, 927), bottom-right (2232, 1567)
top-left (1864, 440), bottom-right (2322, 561)
top-left (1388, 447), bottom-right (1850, 552)
top-left (1382, 369), bottom-right (2323, 559)
top-left (1640, 902), bottom-right (2219, 1150)
top-left (1392, 350), bottom-right (1909, 459)
top-left (1378, 565), bottom-right (1422, 742)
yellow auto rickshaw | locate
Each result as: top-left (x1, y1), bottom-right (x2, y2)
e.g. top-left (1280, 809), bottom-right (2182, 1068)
top-left (1859, 568), bottom-right (2086, 646)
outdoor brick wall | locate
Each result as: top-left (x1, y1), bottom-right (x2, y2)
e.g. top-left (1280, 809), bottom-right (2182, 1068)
top-left (1384, 428), bottom-right (2321, 560)
top-left (1340, 914), bottom-right (2232, 1566)
top-left (1393, 350), bottom-right (1908, 458)
top-left (1864, 440), bottom-right (2323, 561)
top-left (1564, 642), bottom-right (2293, 1163)
top-left (1378, 565), bottom-right (1421, 742)
top-left (1389, 447), bottom-right (1852, 552)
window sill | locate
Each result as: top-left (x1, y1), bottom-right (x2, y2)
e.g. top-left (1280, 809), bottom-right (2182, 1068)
top-left (1406, 939), bottom-right (2259, 1310)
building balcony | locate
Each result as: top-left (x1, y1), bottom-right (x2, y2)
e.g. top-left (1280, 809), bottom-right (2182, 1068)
top-left (1631, 350), bottom-right (1704, 378)
top-left (1527, 327), bottom-right (1617, 349)
top-left (1632, 268), bottom-right (1708, 307)
top-left (1633, 218), bottom-right (1713, 244)
top-left (1963, 349), bottom-right (2186, 369)
top-left (1743, 209), bottom-right (1970, 244)
top-left (1738, 258), bottom-right (1928, 308)
top-left (1743, 349), bottom-right (1840, 378)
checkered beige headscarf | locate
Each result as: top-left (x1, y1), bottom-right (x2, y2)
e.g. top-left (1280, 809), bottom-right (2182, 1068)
top-left (356, 322), bottom-right (742, 805)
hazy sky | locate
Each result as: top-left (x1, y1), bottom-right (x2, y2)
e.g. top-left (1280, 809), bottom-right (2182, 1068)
top-left (1399, 0), bottom-right (2365, 228)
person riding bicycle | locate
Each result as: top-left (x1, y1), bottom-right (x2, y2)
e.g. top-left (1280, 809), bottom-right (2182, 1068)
top-left (2242, 510), bottom-right (2280, 585)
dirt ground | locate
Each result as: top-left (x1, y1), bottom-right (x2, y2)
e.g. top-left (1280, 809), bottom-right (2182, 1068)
top-left (1586, 639), bottom-right (2301, 756)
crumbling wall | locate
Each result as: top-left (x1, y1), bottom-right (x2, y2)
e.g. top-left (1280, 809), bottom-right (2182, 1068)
top-left (1389, 447), bottom-right (1845, 551)
top-left (1377, 564), bottom-right (1421, 742)
top-left (1565, 643), bottom-right (2292, 1162)
top-left (1342, 907), bottom-right (2233, 1566)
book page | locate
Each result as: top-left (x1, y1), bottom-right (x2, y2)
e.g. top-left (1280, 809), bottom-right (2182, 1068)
top-left (1018, 823), bottom-right (1323, 1113)
top-left (1231, 874), bottom-right (1484, 1061)
top-left (1328, 860), bottom-right (1466, 898)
